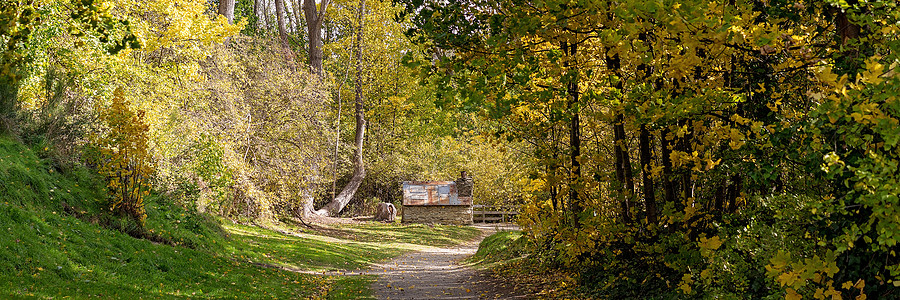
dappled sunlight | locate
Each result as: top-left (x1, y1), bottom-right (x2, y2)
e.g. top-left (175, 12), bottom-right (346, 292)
top-left (218, 220), bottom-right (480, 273)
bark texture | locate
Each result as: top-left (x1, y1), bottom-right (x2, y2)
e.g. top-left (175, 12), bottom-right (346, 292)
top-left (562, 41), bottom-right (581, 228)
top-left (275, 0), bottom-right (290, 50)
top-left (639, 124), bottom-right (657, 224)
top-left (302, 0), bottom-right (332, 75)
top-left (218, 0), bottom-right (235, 23)
top-left (317, 0), bottom-right (365, 217)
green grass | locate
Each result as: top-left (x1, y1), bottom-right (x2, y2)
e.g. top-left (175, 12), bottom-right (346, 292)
top-left (465, 230), bottom-right (527, 269)
top-left (465, 231), bottom-right (583, 298)
top-left (224, 222), bottom-right (480, 272)
top-left (326, 276), bottom-right (378, 300)
top-left (0, 135), bottom-right (481, 298)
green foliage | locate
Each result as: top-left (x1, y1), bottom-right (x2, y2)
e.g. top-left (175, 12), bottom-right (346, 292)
top-left (355, 134), bottom-right (534, 211)
top-left (0, 1), bottom-right (39, 88)
top-left (186, 134), bottom-right (234, 205)
top-left (0, 134), bottom-right (482, 298)
top-left (191, 36), bottom-right (331, 221)
top-left (403, 0), bottom-right (900, 298)
top-left (88, 88), bottom-right (153, 226)
top-left (1, 0), bottom-right (140, 123)
top-left (468, 231), bottom-right (527, 267)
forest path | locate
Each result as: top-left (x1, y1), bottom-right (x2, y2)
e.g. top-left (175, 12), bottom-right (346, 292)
top-left (368, 223), bottom-right (524, 300)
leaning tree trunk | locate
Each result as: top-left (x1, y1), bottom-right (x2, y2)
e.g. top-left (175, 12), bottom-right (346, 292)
top-left (316, 0), bottom-right (365, 217)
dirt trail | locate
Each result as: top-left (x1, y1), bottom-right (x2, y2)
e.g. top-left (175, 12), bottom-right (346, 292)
top-left (294, 223), bottom-right (524, 299)
top-left (367, 223), bottom-right (524, 300)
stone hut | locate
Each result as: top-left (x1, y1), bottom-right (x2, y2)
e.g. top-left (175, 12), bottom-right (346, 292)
top-left (401, 172), bottom-right (473, 225)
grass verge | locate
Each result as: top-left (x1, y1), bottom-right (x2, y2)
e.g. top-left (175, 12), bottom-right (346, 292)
top-left (466, 230), bottom-right (527, 268)
top-left (0, 135), bottom-right (480, 298)
top-left (466, 230), bottom-right (581, 299)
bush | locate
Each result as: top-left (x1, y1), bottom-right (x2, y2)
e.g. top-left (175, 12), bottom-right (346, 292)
top-left (88, 88), bottom-right (153, 227)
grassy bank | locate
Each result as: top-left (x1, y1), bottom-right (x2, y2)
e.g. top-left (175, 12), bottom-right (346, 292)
top-left (467, 230), bottom-right (581, 299)
top-left (466, 231), bottom-right (527, 268)
top-left (0, 135), bottom-right (480, 298)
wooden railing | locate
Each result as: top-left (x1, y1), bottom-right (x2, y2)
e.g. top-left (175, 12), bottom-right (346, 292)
top-left (473, 205), bottom-right (519, 223)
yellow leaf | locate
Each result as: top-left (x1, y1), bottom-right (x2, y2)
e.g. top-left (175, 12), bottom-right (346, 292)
top-left (842, 281), bottom-right (853, 290)
top-left (786, 288), bottom-right (803, 300)
top-left (678, 273), bottom-right (693, 294)
top-left (778, 271), bottom-right (801, 287)
top-left (816, 66), bottom-right (838, 83)
top-left (700, 269), bottom-right (711, 280)
top-left (853, 279), bottom-right (864, 290)
top-left (699, 236), bottom-right (723, 250)
top-left (860, 56), bottom-right (884, 85)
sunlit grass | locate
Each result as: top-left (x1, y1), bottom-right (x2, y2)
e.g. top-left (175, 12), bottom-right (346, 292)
top-left (466, 230), bottom-right (527, 269)
top-left (0, 135), bottom-right (481, 298)
top-left (222, 220), bottom-right (480, 272)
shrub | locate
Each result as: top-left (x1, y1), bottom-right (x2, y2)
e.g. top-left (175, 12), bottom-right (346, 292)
top-left (89, 88), bottom-right (153, 226)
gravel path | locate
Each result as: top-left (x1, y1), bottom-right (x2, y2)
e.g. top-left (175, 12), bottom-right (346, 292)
top-left (368, 223), bottom-right (525, 300)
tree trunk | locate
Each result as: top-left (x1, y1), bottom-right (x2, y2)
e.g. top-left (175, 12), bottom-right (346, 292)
top-left (562, 41), bottom-right (581, 228)
top-left (639, 124), bottom-right (657, 224)
top-left (275, 0), bottom-right (291, 50)
top-left (661, 126), bottom-right (675, 205)
top-left (303, 0), bottom-right (331, 75)
top-left (253, 0), bottom-right (261, 33)
top-left (619, 118), bottom-right (635, 197)
top-left (549, 133), bottom-right (560, 214)
top-left (316, 0), bottom-right (365, 217)
top-left (614, 114), bottom-right (634, 223)
top-left (614, 124), bottom-right (627, 219)
top-left (606, 50), bottom-right (633, 223)
top-left (726, 174), bottom-right (742, 213)
top-left (677, 120), bottom-right (693, 201)
top-left (263, 0), bottom-right (272, 30)
top-left (289, 0), bottom-right (301, 33)
top-left (218, 0), bottom-right (235, 23)
top-left (301, 180), bottom-right (316, 217)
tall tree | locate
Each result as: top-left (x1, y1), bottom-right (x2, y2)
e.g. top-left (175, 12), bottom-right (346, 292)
top-left (317, 0), bottom-right (365, 216)
top-left (290, 0), bottom-right (303, 34)
top-left (638, 124), bottom-right (656, 224)
top-left (218, 0), bottom-right (235, 23)
top-left (274, 0), bottom-right (290, 49)
top-left (562, 40), bottom-right (582, 228)
top-left (302, 0), bottom-right (332, 75)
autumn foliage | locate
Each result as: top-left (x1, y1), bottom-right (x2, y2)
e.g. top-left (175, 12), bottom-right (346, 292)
top-left (403, 0), bottom-right (900, 298)
top-left (3, 0), bottom-right (899, 297)
top-left (89, 88), bottom-right (153, 226)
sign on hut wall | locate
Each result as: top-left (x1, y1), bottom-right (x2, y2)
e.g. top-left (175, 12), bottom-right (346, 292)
top-left (402, 181), bottom-right (472, 206)
top-left (401, 173), bottom-right (474, 225)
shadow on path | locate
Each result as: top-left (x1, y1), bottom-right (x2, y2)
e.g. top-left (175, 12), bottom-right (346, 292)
top-left (291, 223), bottom-right (525, 299)
top-left (368, 223), bottom-right (524, 299)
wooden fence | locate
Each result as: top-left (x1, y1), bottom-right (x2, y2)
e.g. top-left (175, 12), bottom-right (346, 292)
top-left (472, 205), bottom-right (519, 223)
